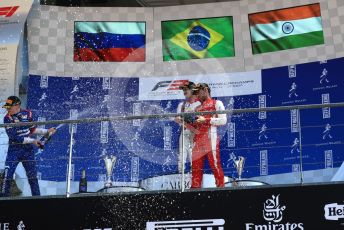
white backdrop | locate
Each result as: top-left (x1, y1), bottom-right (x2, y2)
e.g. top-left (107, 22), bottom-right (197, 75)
top-left (0, 0), bottom-right (33, 171)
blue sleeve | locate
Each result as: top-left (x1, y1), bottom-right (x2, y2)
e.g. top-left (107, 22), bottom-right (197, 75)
top-left (4, 116), bottom-right (25, 144)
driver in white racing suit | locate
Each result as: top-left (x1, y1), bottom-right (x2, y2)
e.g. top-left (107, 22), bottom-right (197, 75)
top-left (175, 81), bottom-right (201, 173)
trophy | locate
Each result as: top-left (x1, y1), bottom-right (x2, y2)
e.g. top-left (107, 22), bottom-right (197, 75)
top-left (233, 156), bottom-right (245, 180)
top-left (103, 155), bottom-right (117, 188)
top-left (230, 153), bottom-right (245, 180)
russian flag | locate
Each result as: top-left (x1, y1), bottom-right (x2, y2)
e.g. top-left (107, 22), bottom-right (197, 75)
top-left (74, 22), bottom-right (146, 62)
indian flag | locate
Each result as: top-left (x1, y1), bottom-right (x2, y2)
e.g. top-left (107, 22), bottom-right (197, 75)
top-left (249, 3), bottom-right (324, 55)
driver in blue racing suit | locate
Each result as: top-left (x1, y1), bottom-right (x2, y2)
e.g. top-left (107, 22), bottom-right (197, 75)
top-left (1, 96), bottom-right (56, 196)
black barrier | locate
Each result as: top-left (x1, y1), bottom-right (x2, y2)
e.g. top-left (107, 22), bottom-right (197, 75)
top-left (0, 183), bottom-right (343, 229)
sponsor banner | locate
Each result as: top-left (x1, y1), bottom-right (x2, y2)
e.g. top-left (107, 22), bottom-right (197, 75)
top-left (69, 109), bottom-right (78, 134)
top-left (288, 65), bottom-right (297, 78)
top-left (132, 102), bottom-right (141, 126)
top-left (260, 150), bottom-right (268, 176)
top-left (0, 0), bottom-right (32, 170)
top-left (290, 109), bottom-right (299, 133)
top-left (0, 183), bottom-right (342, 229)
top-left (324, 203), bottom-right (344, 221)
top-left (322, 93), bottom-right (330, 119)
top-left (324, 150), bottom-right (333, 168)
top-left (0, 45), bottom-right (18, 102)
top-left (0, 45), bottom-right (18, 169)
top-left (102, 77), bottom-right (111, 90)
top-left (227, 122), bottom-right (235, 148)
top-left (130, 156), bottom-right (140, 182)
top-left (147, 219), bottom-right (225, 229)
top-left (24, 57), bottom-right (344, 185)
top-left (100, 121), bottom-right (109, 144)
top-left (138, 70), bottom-right (262, 101)
top-left (163, 125), bottom-right (172, 150)
top-left (258, 94), bottom-right (267, 119)
top-left (0, 0), bottom-right (33, 45)
top-left (246, 194), bottom-right (304, 230)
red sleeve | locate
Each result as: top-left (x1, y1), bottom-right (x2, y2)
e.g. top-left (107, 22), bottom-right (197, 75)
top-left (27, 109), bottom-right (33, 121)
top-left (25, 109), bottom-right (36, 134)
top-left (22, 109), bottom-right (33, 121)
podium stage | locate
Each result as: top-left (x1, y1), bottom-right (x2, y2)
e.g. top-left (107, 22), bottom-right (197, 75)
top-left (0, 182), bottom-right (343, 229)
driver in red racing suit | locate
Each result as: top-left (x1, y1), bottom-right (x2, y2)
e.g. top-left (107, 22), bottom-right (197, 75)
top-left (191, 83), bottom-right (227, 188)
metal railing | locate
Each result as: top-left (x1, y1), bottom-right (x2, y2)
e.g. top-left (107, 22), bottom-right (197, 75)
top-left (0, 102), bottom-right (343, 197)
top-left (1, 102), bottom-right (343, 128)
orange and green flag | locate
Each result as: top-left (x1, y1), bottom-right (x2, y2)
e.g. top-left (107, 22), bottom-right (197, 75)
top-left (249, 3), bottom-right (324, 55)
top-left (161, 17), bottom-right (235, 61)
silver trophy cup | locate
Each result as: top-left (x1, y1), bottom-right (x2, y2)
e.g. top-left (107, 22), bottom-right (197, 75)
top-left (233, 156), bottom-right (245, 180)
top-left (103, 155), bottom-right (117, 188)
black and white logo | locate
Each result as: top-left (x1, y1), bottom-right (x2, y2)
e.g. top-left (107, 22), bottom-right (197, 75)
top-left (83, 228), bottom-right (112, 230)
top-left (291, 138), bottom-right (300, 154)
top-left (322, 123), bottom-right (333, 140)
top-left (132, 102), bottom-right (142, 127)
top-left (258, 95), bottom-right (267, 120)
top-left (324, 203), bottom-right (344, 221)
top-left (263, 194), bottom-right (285, 223)
top-left (227, 122), bottom-right (236, 147)
top-left (146, 219), bottom-right (225, 230)
top-left (320, 68), bottom-right (329, 84)
top-left (17, 221), bottom-right (25, 230)
top-left (38, 93), bottom-right (48, 107)
top-left (102, 77), bottom-right (111, 90)
top-left (246, 194), bottom-right (304, 230)
top-left (324, 150), bottom-right (333, 168)
top-left (322, 94), bottom-right (331, 119)
top-left (70, 85), bottom-right (83, 100)
top-left (290, 109), bottom-right (300, 133)
top-left (288, 65), bottom-right (297, 78)
top-left (100, 121), bottom-right (109, 144)
top-left (289, 82), bottom-right (298, 98)
top-left (259, 124), bottom-right (268, 140)
top-left (40, 75), bottom-right (49, 88)
top-left (163, 125), bottom-right (172, 150)
top-left (260, 150), bottom-right (268, 176)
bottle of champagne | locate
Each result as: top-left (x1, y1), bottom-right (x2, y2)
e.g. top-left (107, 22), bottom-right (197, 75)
top-left (79, 169), bottom-right (87, 193)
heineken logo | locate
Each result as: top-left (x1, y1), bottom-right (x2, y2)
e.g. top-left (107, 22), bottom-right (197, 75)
top-left (324, 203), bottom-right (344, 221)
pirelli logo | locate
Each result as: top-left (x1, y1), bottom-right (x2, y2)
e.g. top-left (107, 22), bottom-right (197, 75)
top-left (0, 6), bottom-right (19, 17)
top-left (146, 219), bottom-right (225, 230)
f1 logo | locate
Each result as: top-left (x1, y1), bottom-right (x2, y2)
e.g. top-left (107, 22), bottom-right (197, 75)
top-left (0, 6), bottom-right (19, 17)
top-left (152, 80), bottom-right (189, 91)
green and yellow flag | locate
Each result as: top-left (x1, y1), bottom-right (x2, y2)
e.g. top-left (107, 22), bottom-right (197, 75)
top-left (162, 17), bottom-right (235, 61)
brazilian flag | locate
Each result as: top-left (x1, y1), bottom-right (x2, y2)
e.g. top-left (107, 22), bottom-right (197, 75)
top-left (162, 17), bottom-right (235, 61)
